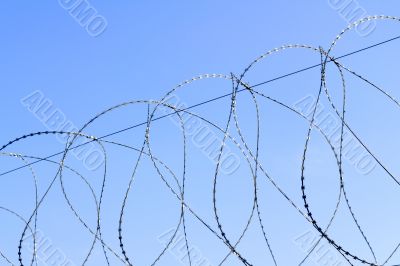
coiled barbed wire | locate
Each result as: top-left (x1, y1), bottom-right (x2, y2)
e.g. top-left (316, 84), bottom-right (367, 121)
top-left (0, 15), bottom-right (400, 266)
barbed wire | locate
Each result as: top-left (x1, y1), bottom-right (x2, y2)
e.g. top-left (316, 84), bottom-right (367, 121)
top-left (1, 15), bottom-right (400, 266)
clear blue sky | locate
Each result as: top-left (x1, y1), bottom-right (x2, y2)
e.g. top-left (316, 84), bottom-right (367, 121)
top-left (1, 1), bottom-right (400, 265)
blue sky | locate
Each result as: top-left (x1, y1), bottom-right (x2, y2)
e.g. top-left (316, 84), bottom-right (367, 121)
top-left (1, 1), bottom-right (400, 265)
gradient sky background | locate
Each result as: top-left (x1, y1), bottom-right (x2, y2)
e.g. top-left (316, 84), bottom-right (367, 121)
top-left (1, 1), bottom-right (400, 266)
